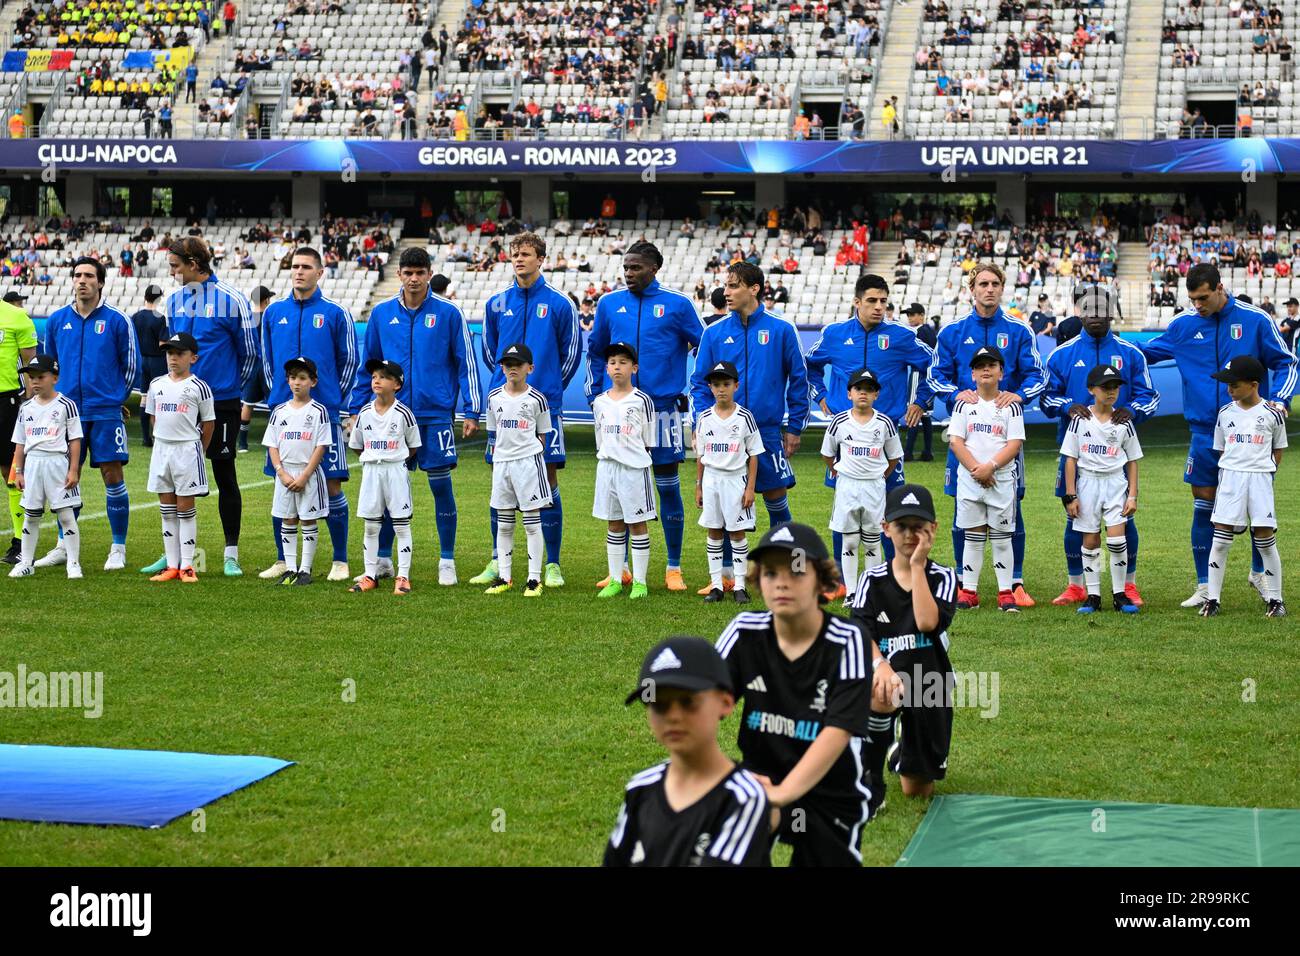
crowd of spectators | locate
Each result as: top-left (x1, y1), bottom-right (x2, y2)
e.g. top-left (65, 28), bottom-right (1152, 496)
top-left (12, 0), bottom-right (212, 50)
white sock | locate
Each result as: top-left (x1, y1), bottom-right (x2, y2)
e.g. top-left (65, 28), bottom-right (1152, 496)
top-left (363, 520), bottom-right (380, 579)
top-left (1106, 535), bottom-right (1128, 598)
top-left (300, 522), bottom-right (318, 576)
top-left (841, 534), bottom-right (860, 599)
top-left (990, 531), bottom-right (1013, 593)
top-left (177, 507), bottom-right (197, 570)
top-left (1082, 546), bottom-right (1101, 597)
top-left (523, 512), bottom-right (543, 582)
top-left (962, 529), bottom-right (986, 591)
top-left (1256, 532), bottom-right (1282, 600)
top-left (56, 509), bottom-right (79, 566)
top-left (630, 532), bottom-right (650, 586)
top-left (224, 545), bottom-right (238, 561)
top-left (282, 523), bottom-right (299, 574)
top-left (160, 503), bottom-right (180, 569)
top-left (497, 511), bottom-right (516, 582)
top-left (21, 510), bottom-right (40, 566)
top-left (393, 517), bottom-right (412, 578)
top-left (606, 529), bottom-right (627, 582)
top-left (731, 537), bottom-right (748, 590)
top-left (861, 530), bottom-right (881, 568)
top-left (1207, 529), bottom-right (1233, 601)
top-left (707, 537), bottom-right (724, 589)
top-left (1068, 573), bottom-right (1084, 587)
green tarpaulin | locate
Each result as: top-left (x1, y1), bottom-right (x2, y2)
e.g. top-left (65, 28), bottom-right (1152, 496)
top-left (897, 794), bottom-right (1300, 866)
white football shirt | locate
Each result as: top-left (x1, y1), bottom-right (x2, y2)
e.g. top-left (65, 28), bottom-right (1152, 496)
top-left (348, 399), bottom-right (421, 463)
top-left (144, 374), bottom-right (215, 442)
top-left (11, 393), bottom-right (82, 455)
top-left (695, 403), bottom-right (764, 473)
top-left (820, 408), bottom-right (903, 481)
top-left (593, 388), bottom-right (655, 469)
top-left (263, 399), bottom-right (333, 467)
top-left (949, 397), bottom-right (1025, 473)
top-left (1213, 400), bottom-right (1288, 472)
top-left (485, 385), bottom-right (552, 462)
top-left (1059, 415), bottom-right (1143, 474)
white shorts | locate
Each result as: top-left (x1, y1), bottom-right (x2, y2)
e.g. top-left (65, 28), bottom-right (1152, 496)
top-left (147, 439), bottom-right (209, 496)
top-left (593, 459), bottom-right (657, 523)
top-left (1212, 470), bottom-right (1277, 530)
top-left (829, 475), bottom-right (886, 534)
top-left (490, 453), bottom-right (552, 511)
top-left (271, 467), bottom-right (330, 521)
top-left (956, 475), bottom-right (1015, 530)
top-left (698, 468), bottom-right (755, 532)
top-left (19, 451), bottom-right (82, 512)
top-left (357, 460), bottom-right (413, 521)
top-left (1071, 470), bottom-right (1129, 534)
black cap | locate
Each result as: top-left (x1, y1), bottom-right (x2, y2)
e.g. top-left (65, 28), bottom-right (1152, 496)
top-left (4, 290), bottom-right (28, 304)
top-left (904, 302), bottom-right (925, 316)
top-left (1038, 293), bottom-right (1049, 302)
top-left (1286, 297), bottom-right (1299, 306)
top-left (749, 522), bottom-right (830, 564)
top-left (19, 353), bottom-right (58, 376)
top-left (703, 359), bottom-right (739, 382)
top-left (969, 345), bottom-right (1004, 367)
top-left (144, 284), bottom-right (163, 301)
top-left (604, 341), bottom-right (638, 362)
top-left (624, 636), bottom-right (734, 706)
top-left (252, 285), bottom-right (275, 305)
top-left (848, 367), bottom-right (880, 390)
top-left (161, 331), bottom-right (199, 353)
top-left (499, 342), bottom-right (533, 364)
top-left (883, 483), bottom-right (937, 523)
top-left (1087, 364), bottom-right (1123, 388)
top-left (284, 355), bottom-right (318, 377)
top-left (366, 357), bottom-right (404, 382)
top-left (1211, 355), bottom-right (1266, 384)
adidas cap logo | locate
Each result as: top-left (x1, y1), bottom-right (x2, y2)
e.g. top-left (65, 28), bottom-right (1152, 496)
top-left (770, 527), bottom-right (794, 543)
top-left (901, 492), bottom-right (919, 505)
top-left (650, 648), bottom-right (682, 672)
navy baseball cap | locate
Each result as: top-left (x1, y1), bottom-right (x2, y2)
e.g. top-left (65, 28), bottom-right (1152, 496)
top-left (284, 355), bottom-right (318, 377)
top-left (969, 345), bottom-right (1004, 367)
top-left (1087, 364), bottom-right (1123, 388)
top-left (848, 367), bottom-right (880, 390)
top-left (19, 354), bottom-right (58, 376)
top-left (161, 331), bottom-right (199, 353)
top-left (1211, 356), bottom-right (1266, 384)
top-left (904, 302), bottom-right (926, 316)
top-left (625, 636), bottom-right (734, 706)
top-left (604, 341), bottom-right (638, 362)
top-left (500, 342), bottom-right (533, 365)
top-left (884, 483), bottom-right (937, 523)
top-left (366, 358), bottom-right (404, 382)
top-left (703, 360), bottom-right (739, 381)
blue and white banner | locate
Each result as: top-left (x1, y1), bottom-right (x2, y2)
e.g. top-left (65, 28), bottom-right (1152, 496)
top-left (5, 137), bottom-right (1297, 175)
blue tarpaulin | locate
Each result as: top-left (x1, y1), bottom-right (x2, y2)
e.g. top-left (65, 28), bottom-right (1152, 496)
top-left (0, 743), bottom-right (293, 828)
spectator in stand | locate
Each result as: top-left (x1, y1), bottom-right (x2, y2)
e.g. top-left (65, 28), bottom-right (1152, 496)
top-left (224, 1), bottom-right (237, 37)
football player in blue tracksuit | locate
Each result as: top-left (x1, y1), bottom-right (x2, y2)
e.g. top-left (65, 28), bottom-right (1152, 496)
top-left (805, 272), bottom-right (935, 582)
top-left (926, 262), bottom-right (1045, 606)
top-left (473, 233), bottom-right (580, 589)
top-left (585, 240), bottom-right (704, 591)
top-left (690, 261), bottom-right (809, 531)
top-left (1140, 264), bottom-right (1297, 607)
top-left (39, 257), bottom-right (138, 571)
top-left (1040, 284), bottom-right (1159, 608)
top-left (259, 248), bottom-right (360, 583)
top-left (350, 246), bottom-right (482, 585)
top-left (160, 237), bottom-right (257, 577)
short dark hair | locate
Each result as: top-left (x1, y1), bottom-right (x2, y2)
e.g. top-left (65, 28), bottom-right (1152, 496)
top-left (725, 261), bottom-right (764, 294)
top-left (1186, 263), bottom-right (1221, 293)
top-left (167, 236), bottom-right (212, 274)
top-left (710, 287), bottom-right (727, 311)
top-left (398, 246), bottom-right (432, 271)
top-left (625, 241), bottom-right (663, 269)
top-left (292, 246), bottom-right (323, 267)
top-left (71, 256), bottom-right (106, 284)
top-left (853, 273), bottom-right (889, 298)
top-left (430, 273), bottom-right (451, 294)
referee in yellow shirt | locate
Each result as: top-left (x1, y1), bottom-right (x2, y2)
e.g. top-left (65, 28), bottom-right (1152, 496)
top-left (1, 291), bottom-right (39, 564)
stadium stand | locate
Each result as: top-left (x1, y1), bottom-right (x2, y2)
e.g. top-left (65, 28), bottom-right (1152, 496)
top-left (907, 0), bottom-right (1125, 139)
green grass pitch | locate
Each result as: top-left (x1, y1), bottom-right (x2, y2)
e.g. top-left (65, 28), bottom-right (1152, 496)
top-left (1, 413), bottom-right (1297, 865)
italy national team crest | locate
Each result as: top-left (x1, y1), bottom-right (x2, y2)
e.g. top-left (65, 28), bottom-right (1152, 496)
top-left (205, 304), bottom-right (215, 318)
top-left (996, 333), bottom-right (1009, 349)
top-left (313, 313), bottom-right (325, 328)
top-left (1230, 324), bottom-right (1243, 340)
top-left (94, 320), bottom-right (106, 334)
top-left (536, 304), bottom-right (548, 319)
top-left (653, 304), bottom-right (665, 318)
top-left (879, 334), bottom-right (890, 350)
top-left (757, 330), bottom-right (770, 345)
top-left (425, 313), bottom-right (436, 328)
top-left (1110, 355), bottom-right (1123, 370)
